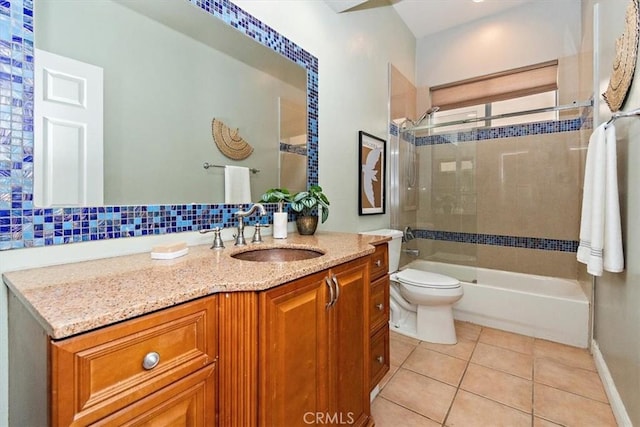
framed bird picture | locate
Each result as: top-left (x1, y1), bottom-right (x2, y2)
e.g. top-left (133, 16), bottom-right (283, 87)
top-left (358, 131), bottom-right (386, 215)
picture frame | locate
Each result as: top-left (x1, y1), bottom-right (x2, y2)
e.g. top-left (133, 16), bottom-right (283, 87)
top-left (358, 131), bottom-right (386, 215)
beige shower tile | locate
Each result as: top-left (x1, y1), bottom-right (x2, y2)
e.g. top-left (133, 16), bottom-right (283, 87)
top-left (515, 185), bottom-right (580, 241)
top-left (428, 241), bottom-right (477, 265)
top-left (516, 248), bottom-right (579, 279)
top-left (479, 327), bottom-right (534, 354)
top-left (380, 368), bottom-right (457, 424)
top-left (534, 383), bottom-right (616, 426)
top-left (461, 363), bottom-right (532, 413)
top-left (534, 358), bottom-right (607, 403)
top-left (371, 397), bottom-right (440, 427)
top-left (404, 347), bottom-right (467, 386)
top-left (476, 245), bottom-right (518, 272)
top-left (445, 389), bottom-right (531, 427)
top-left (471, 342), bottom-right (533, 379)
top-left (476, 141), bottom-right (520, 236)
top-left (533, 339), bottom-right (596, 371)
top-left (419, 337), bottom-right (477, 361)
top-left (390, 337), bottom-right (417, 367)
top-left (454, 320), bottom-right (481, 341)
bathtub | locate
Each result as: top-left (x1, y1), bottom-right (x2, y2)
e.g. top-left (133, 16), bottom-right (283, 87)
top-left (401, 260), bottom-right (590, 348)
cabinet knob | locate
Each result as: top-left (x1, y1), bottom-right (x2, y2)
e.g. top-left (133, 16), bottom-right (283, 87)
top-left (376, 303), bottom-right (384, 311)
top-left (374, 259), bottom-right (382, 267)
top-left (142, 351), bottom-right (160, 370)
top-left (376, 355), bottom-right (384, 364)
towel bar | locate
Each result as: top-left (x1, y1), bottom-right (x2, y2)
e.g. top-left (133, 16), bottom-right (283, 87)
top-left (606, 107), bottom-right (640, 126)
top-left (203, 162), bottom-right (260, 174)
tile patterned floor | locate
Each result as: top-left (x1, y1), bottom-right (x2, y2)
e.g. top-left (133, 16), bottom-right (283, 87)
top-left (371, 322), bottom-right (617, 426)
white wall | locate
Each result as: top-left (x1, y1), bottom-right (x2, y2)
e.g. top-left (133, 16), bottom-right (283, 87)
top-left (235, 0), bottom-right (415, 233)
top-left (586, 1), bottom-right (640, 424)
top-left (416, 0), bottom-right (582, 103)
top-left (0, 3), bottom-right (415, 425)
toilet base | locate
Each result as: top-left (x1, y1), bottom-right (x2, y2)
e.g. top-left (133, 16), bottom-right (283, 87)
top-left (416, 305), bottom-right (457, 344)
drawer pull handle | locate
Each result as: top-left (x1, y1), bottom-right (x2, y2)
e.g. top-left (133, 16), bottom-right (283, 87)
top-left (376, 355), bottom-right (384, 364)
top-left (376, 303), bottom-right (384, 311)
top-left (142, 352), bottom-right (160, 370)
top-left (375, 260), bottom-right (382, 267)
top-left (325, 277), bottom-right (336, 309)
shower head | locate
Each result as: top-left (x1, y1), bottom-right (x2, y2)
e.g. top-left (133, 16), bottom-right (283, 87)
top-left (413, 106), bottom-right (440, 126)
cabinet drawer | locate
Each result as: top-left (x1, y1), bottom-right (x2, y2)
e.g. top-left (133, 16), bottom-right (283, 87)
top-left (51, 296), bottom-right (217, 427)
top-left (369, 327), bottom-right (389, 390)
top-left (370, 244), bottom-right (388, 280)
top-left (92, 364), bottom-right (216, 427)
top-left (370, 276), bottom-right (389, 333)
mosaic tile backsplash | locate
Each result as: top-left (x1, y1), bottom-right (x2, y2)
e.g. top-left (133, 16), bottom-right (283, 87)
top-left (0, 0), bottom-right (318, 250)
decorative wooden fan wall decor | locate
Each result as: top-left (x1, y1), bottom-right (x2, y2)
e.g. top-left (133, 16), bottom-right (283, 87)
top-left (211, 118), bottom-right (254, 160)
top-left (603, 0), bottom-right (640, 112)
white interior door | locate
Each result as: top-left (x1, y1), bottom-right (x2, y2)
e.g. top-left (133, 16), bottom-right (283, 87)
top-left (34, 48), bottom-right (104, 207)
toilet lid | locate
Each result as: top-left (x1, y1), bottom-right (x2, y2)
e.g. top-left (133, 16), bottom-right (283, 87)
top-left (395, 269), bottom-right (460, 289)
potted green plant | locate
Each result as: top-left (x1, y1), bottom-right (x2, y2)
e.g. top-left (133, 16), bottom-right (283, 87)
top-left (260, 188), bottom-right (291, 239)
top-left (290, 185), bottom-right (330, 235)
top-left (260, 188), bottom-right (291, 212)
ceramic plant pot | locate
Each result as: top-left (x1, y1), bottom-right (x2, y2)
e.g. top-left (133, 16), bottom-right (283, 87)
top-left (296, 216), bottom-right (318, 235)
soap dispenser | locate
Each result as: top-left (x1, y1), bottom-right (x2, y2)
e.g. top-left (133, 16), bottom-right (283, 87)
top-left (260, 188), bottom-right (289, 239)
top-left (273, 210), bottom-right (288, 239)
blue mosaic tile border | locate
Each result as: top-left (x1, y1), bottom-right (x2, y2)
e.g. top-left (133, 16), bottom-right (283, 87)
top-left (0, 0), bottom-right (318, 251)
top-left (416, 117), bottom-right (588, 146)
top-left (389, 115), bottom-right (592, 147)
top-left (414, 229), bottom-right (579, 253)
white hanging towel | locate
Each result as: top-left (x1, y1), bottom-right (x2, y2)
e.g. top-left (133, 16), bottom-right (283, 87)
top-left (577, 123), bottom-right (624, 276)
top-left (224, 165), bottom-right (251, 204)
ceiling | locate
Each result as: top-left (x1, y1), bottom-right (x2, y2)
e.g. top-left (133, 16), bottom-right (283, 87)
top-left (325, 0), bottom-right (535, 39)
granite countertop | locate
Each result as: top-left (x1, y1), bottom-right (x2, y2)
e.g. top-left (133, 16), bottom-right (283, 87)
top-left (3, 232), bottom-right (388, 339)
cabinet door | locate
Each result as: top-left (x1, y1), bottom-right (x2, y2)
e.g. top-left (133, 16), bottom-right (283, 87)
top-left (259, 270), bottom-right (330, 426)
top-left (329, 258), bottom-right (370, 427)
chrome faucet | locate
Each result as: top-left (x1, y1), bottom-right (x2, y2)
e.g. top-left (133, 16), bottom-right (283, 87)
top-left (233, 203), bottom-right (267, 246)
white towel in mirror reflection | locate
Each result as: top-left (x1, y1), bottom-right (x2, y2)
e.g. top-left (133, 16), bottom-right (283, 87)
top-left (224, 165), bottom-right (251, 204)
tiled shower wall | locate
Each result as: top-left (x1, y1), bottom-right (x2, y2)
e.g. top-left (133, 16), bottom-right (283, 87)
top-left (408, 122), bottom-right (590, 279)
top-left (389, 59), bottom-right (591, 280)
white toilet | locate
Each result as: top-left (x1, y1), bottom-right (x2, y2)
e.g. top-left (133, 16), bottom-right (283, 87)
top-left (362, 229), bottom-right (464, 344)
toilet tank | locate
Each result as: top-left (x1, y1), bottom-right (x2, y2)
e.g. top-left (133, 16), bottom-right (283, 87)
top-left (359, 229), bottom-right (404, 273)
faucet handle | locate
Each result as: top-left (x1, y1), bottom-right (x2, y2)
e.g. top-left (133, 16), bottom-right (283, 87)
top-left (252, 223), bottom-right (269, 244)
top-left (200, 227), bottom-right (225, 250)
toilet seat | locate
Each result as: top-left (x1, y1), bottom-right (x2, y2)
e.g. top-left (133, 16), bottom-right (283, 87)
top-left (395, 269), bottom-right (460, 289)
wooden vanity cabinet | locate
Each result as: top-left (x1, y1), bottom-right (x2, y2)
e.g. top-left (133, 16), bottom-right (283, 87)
top-left (258, 256), bottom-right (371, 427)
top-left (368, 243), bottom-right (390, 390)
top-left (46, 295), bottom-right (217, 426)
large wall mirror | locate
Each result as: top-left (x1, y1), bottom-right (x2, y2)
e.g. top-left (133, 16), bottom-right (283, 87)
top-left (0, 0), bottom-right (318, 250)
top-left (35, 0), bottom-right (308, 205)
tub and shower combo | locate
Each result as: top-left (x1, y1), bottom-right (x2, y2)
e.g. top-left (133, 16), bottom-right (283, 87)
top-left (386, 96), bottom-right (592, 348)
top-left (399, 260), bottom-right (589, 348)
